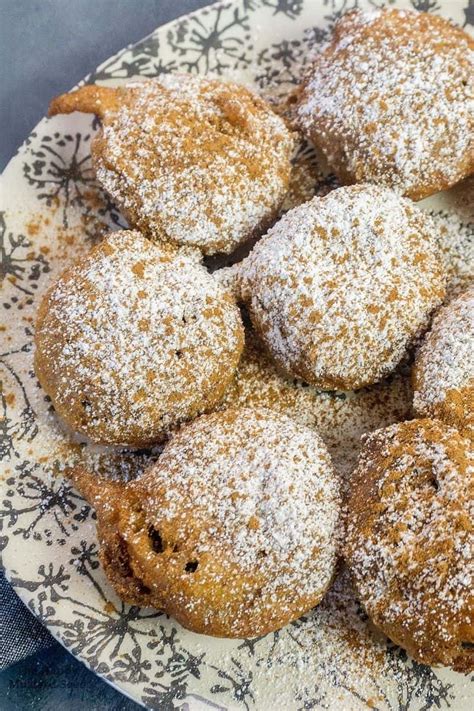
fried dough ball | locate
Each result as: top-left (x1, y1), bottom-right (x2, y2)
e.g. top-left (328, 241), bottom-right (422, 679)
top-left (345, 418), bottom-right (474, 672)
top-left (49, 75), bottom-right (295, 255)
top-left (413, 285), bottom-right (474, 437)
top-left (34, 231), bottom-right (244, 446)
top-left (296, 9), bottom-right (474, 200)
top-left (72, 408), bottom-right (341, 638)
top-left (238, 185), bottom-right (446, 390)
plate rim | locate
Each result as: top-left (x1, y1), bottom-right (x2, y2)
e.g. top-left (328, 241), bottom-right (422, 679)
top-left (1, 0), bottom-right (472, 709)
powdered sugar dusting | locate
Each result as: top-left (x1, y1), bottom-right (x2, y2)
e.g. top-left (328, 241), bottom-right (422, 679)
top-left (34, 230), bottom-right (243, 446)
top-left (239, 184), bottom-right (446, 390)
top-left (345, 419), bottom-right (473, 670)
top-left (94, 75), bottom-right (295, 255)
top-left (413, 285), bottom-right (474, 434)
top-left (297, 9), bottom-right (474, 200)
top-left (431, 211), bottom-right (474, 298)
top-left (131, 407), bottom-right (340, 635)
top-left (221, 331), bottom-right (412, 482)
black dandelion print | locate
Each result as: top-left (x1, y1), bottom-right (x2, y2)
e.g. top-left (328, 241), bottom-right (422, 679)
top-left (23, 132), bottom-right (96, 226)
top-left (166, 4), bottom-right (253, 74)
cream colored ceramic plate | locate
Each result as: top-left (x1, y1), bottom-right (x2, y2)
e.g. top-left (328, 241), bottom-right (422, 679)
top-left (1, 0), bottom-right (473, 708)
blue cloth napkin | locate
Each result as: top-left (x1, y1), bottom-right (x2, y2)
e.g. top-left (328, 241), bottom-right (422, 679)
top-left (0, 573), bottom-right (54, 671)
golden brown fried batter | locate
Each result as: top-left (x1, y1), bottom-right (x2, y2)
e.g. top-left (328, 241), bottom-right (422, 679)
top-left (49, 75), bottom-right (295, 255)
top-left (296, 9), bottom-right (474, 200)
top-left (49, 84), bottom-right (120, 117)
top-left (68, 468), bottom-right (153, 607)
top-left (345, 418), bottom-right (474, 672)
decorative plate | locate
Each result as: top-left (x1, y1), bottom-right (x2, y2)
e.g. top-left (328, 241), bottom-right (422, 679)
top-left (1, 0), bottom-right (473, 708)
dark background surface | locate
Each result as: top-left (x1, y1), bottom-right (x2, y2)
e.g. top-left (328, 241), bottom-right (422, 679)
top-left (1, 0), bottom-right (211, 170)
top-left (1, 1), bottom-right (210, 708)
